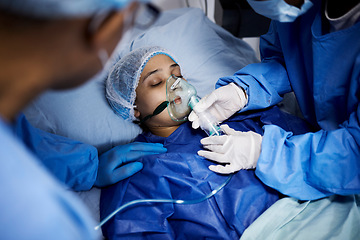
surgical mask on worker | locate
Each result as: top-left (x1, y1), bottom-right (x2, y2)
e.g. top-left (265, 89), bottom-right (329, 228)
top-left (140, 75), bottom-right (197, 123)
top-left (247, 0), bottom-right (313, 22)
top-left (93, 4), bottom-right (145, 69)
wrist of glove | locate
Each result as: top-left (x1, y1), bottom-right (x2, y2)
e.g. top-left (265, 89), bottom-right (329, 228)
top-left (198, 124), bottom-right (262, 174)
top-left (189, 83), bottom-right (248, 129)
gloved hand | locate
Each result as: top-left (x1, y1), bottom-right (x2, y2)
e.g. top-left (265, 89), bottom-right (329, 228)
top-left (198, 124), bottom-right (262, 174)
top-left (188, 83), bottom-right (248, 129)
top-left (95, 142), bottom-right (167, 187)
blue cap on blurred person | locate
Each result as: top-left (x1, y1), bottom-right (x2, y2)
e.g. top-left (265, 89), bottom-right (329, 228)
top-left (0, 0), bottom-right (145, 19)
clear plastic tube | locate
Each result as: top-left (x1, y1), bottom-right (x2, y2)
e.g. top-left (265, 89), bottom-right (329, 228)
top-left (188, 96), bottom-right (224, 136)
top-left (94, 174), bottom-right (233, 231)
top-left (95, 95), bottom-right (228, 231)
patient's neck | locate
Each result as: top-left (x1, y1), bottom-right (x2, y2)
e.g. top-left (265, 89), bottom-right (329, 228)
top-left (148, 125), bottom-right (180, 137)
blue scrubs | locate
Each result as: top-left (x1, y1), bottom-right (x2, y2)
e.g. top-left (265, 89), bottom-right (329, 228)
top-left (0, 116), bottom-right (100, 240)
top-left (14, 114), bottom-right (98, 191)
top-left (217, 1), bottom-right (360, 200)
top-left (100, 107), bottom-right (309, 239)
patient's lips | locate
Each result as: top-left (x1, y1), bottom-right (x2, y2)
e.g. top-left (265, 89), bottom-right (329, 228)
top-left (174, 96), bottom-right (182, 105)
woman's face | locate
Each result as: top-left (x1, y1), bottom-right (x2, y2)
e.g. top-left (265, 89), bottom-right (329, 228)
top-left (135, 54), bottom-right (184, 128)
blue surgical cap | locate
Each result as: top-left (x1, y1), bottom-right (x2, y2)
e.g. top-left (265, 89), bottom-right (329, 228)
top-left (105, 46), bottom-right (177, 121)
top-left (0, 0), bottom-right (144, 19)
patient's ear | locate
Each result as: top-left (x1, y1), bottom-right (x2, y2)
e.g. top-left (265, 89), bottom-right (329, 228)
top-left (134, 106), bottom-right (141, 119)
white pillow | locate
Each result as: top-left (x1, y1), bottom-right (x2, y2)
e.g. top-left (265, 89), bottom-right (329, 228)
top-left (114, 7), bottom-right (259, 98)
top-left (24, 8), bottom-right (258, 154)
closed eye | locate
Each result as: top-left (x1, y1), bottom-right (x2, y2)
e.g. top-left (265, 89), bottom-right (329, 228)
top-left (151, 80), bottom-right (163, 87)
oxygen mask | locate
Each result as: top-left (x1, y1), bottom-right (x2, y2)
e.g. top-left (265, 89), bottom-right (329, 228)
top-left (166, 75), bottom-right (197, 122)
top-left (140, 75), bottom-right (197, 123)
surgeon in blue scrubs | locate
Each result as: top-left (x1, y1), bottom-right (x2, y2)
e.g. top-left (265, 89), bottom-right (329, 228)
top-left (189, 0), bottom-right (360, 200)
top-left (0, 0), bottom-right (166, 239)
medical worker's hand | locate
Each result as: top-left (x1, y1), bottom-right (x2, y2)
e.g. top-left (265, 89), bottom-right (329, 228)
top-left (188, 83), bottom-right (248, 129)
top-left (95, 142), bottom-right (167, 187)
top-left (198, 124), bottom-right (262, 174)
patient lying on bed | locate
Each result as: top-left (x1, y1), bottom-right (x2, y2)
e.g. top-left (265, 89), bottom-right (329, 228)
top-left (100, 46), bottom-right (310, 239)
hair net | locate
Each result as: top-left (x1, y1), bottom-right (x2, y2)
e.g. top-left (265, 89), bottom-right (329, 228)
top-left (106, 46), bottom-right (177, 121)
top-left (0, 0), bottom-right (145, 19)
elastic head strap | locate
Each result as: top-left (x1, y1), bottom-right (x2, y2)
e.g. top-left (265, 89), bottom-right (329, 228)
top-left (139, 101), bottom-right (169, 124)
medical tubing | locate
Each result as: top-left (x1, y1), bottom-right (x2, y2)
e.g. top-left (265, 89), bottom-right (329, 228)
top-left (94, 173), bottom-right (233, 230)
top-left (188, 96), bottom-right (224, 136)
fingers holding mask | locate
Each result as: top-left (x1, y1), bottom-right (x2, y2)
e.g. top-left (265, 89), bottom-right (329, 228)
top-left (188, 93), bottom-right (215, 130)
top-left (188, 111), bottom-right (200, 129)
top-left (193, 93), bottom-right (214, 113)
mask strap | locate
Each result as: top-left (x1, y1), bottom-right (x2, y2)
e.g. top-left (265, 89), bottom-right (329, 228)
top-left (139, 101), bottom-right (169, 124)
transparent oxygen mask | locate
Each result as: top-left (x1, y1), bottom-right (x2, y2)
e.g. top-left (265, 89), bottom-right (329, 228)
top-left (143, 75), bottom-right (223, 136)
top-left (166, 75), bottom-right (197, 122)
top-left (166, 75), bottom-right (223, 136)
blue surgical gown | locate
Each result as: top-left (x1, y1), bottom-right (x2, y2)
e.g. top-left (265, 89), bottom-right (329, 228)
top-left (217, 1), bottom-right (360, 200)
top-left (100, 107), bottom-right (310, 239)
top-left (0, 116), bottom-right (100, 240)
top-left (14, 113), bottom-right (98, 191)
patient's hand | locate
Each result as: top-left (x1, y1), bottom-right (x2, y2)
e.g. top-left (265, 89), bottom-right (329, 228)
top-left (94, 142), bottom-right (167, 187)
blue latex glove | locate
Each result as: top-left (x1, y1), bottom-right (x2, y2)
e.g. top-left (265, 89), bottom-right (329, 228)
top-left (95, 142), bottom-right (167, 187)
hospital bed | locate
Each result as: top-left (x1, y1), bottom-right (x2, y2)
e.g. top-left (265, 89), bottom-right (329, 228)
top-left (24, 6), bottom-right (258, 232)
top-left (24, 7), bottom-right (359, 240)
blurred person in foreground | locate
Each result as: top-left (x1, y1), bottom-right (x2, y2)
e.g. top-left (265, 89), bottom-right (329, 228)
top-left (0, 1), bottom-right (166, 239)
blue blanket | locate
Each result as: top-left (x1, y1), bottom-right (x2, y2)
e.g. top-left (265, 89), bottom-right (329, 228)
top-left (100, 107), bottom-right (310, 239)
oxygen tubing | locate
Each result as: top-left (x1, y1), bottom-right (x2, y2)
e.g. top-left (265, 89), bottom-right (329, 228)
top-left (94, 173), bottom-right (233, 230)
